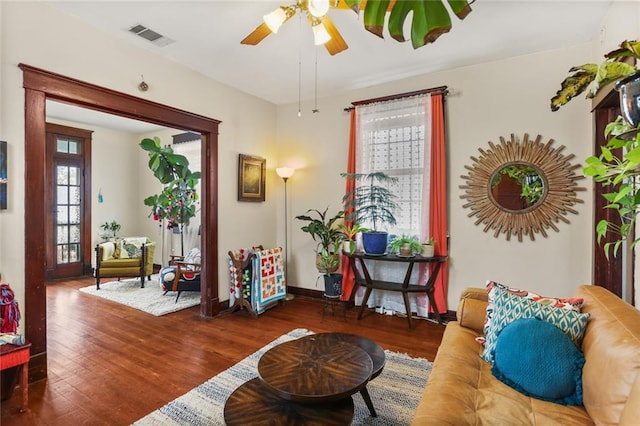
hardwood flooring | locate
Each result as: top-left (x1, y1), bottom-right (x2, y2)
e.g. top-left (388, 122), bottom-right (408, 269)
top-left (1, 277), bottom-right (445, 425)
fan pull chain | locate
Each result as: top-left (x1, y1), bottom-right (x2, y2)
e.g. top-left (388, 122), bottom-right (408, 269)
top-left (298, 14), bottom-right (302, 117)
top-left (313, 47), bottom-right (319, 113)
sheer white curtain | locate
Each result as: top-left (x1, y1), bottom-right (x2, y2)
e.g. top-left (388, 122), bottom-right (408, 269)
top-left (353, 94), bottom-right (433, 317)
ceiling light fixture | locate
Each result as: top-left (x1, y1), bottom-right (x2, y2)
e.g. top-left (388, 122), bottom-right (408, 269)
top-left (263, 6), bottom-right (295, 33)
top-left (308, 0), bottom-right (330, 18)
top-left (312, 20), bottom-right (331, 45)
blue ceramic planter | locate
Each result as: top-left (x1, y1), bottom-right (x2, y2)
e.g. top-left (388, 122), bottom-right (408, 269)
top-left (362, 232), bottom-right (388, 255)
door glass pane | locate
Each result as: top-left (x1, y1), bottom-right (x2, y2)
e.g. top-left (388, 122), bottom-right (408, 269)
top-left (69, 244), bottom-right (80, 262)
top-left (57, 245), bottom-right (68, 263)
top-left (56, 138), bottom-right (68, 153)
top-left (69, 206), bottom-right (80, 224)
top-left (57, 166), bottom-right (68, 184)
top-left (57, 225), bottom-right (68, 244)
top-left (57, 186), bottom-right (68, 204)
top-left (69, 225), bottom-right (80, 243)
top-left (69, 186), bottom-right (80, 205)
top-left (57, 206), bottom-right (69, 225)
top-left (68, 141), bottom-right (80, 154)
top-left (69, 166), bottom-right (79, 185)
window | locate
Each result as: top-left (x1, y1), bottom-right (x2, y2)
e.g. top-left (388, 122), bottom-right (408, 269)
top-left (356, 95), bottom-right (430, 237)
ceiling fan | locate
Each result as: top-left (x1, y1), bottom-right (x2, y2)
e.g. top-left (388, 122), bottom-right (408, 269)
top-left (241, 0), bottom-right (351, 56)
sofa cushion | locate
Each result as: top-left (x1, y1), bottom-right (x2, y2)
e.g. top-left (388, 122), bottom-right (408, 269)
top-left (412, 321), bottom-right (593, 425)
top-left (482, 286), bottom-right (590, 364)
top-left (119, 237), bottom-right (147, 259)
top-left (483, 281), bottom-right (584, 340)
top-left (492, 317), bottom-right (585, 405)
top-left (100, 242), bottom-right (116, 261)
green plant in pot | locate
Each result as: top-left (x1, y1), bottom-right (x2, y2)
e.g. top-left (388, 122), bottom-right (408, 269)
top-left (421, 238), bottom-right (436, 257)
top-left (341, 171), bottom-right (399, 255)
top-left (551, 40), bottom-right (640, 257)
top-left (338, 223), bottom-right (369, 254)
top-left (99, 220), bottom-right (121, 241)
top-left (295, 207), bottom-right (345, 273)
top-left (389, 234), bottom-right (422, 257)
top-left (140, 136), bottom-right (200, 256)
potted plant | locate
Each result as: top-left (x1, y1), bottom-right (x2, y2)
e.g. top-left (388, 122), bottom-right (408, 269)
top-left (316, 248), bottom-right (343, 296)
top-left (295, 207), bottom-right (345, 273)
top-left (99, 220), bottom-right (121, 241)
top-left (140, 137), bottom-right (200, 256)
top-left (341, 171), bottom-right (399, 255)
top-left (551, 40), bottom-right (640, 257)
top-left (338, 223), bottom-right (369, 254)
top-left (421, 238), bottom-right (436, 257)
top-left (389, 234), bottom-right (422, 257)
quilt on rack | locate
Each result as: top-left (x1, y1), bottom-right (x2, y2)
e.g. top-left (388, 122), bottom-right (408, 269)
top-left (228, 247), bottom-right (286, 315)
top-left (252, 247), bottom-right (287, 314)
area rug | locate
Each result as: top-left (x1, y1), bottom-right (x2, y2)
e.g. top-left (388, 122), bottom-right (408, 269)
top-left (79, 275), bottom-right (200, 316)
top-left (133, 328), bottom-right (432, 425)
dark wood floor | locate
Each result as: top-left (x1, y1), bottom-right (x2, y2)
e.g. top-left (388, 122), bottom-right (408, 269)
top-left (1, 276), bottom-right (445, 425)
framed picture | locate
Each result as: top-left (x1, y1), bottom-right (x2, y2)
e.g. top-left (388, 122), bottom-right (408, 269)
top-left (0, 141), bottom-right (6, 210)
top-left (238, 154), bottom-right (266, 202)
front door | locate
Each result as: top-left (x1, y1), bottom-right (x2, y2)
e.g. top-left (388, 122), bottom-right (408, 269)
top-left (45, 123), bottom-right (92, 279)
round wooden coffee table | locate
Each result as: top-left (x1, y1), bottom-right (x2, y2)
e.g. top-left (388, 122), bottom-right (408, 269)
top-left (224, 333), bottom-right (384, 425)
top-left (258, 336), bottom-right (373, 403)
top-left (224, 377), bottom-right (354, 426)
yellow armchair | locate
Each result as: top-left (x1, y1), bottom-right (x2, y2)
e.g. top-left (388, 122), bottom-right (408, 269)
top-left (95, 237), bottom-right (155, 290)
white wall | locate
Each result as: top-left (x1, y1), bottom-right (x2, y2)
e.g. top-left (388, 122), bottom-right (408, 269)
top-left (277, 44), bottom-right (595, 311)
top-left (0, 1), bottom-right (278, 332)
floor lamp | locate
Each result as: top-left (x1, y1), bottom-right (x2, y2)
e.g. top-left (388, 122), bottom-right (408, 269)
top-left (276, 167), bottom-right (295, 301)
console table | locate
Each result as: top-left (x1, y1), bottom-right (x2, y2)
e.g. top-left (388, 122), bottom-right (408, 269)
top-left (345, 252), bottom-right (448, 329)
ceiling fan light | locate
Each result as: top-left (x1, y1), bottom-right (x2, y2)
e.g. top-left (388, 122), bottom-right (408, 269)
top-left (263, 7), bottom-right (287, 33)
top-left (312, 22), bottom-right (332, 45)
top-left (308, 0), bottom-right (330, 18)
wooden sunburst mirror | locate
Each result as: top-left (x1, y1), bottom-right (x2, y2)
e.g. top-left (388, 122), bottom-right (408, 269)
top-left (459, 133), bottom-right (585, 241)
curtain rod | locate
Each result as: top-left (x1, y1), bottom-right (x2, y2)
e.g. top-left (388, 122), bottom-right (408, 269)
top-left (343, 86), bottom-right (448, 112)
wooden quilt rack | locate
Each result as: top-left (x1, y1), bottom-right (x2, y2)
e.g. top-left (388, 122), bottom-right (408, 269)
top-left (227, 246), bottom-right (262, 318)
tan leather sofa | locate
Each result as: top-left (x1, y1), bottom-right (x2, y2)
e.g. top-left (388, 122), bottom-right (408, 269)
top-left (413, 285), bottom-right (640, 425)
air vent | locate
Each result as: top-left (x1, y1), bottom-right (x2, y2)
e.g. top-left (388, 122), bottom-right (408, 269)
top-left (128, 24), bottom-right (174, 47)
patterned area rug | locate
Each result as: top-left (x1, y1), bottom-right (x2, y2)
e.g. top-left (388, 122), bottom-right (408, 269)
top-left (134, 328), bottom-right (432, 425)
top-left (79, 275), bottom-right (200, 316)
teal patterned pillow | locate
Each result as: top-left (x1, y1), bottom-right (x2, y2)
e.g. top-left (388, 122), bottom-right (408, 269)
top-left (481, 286), bottom-right (590, 364)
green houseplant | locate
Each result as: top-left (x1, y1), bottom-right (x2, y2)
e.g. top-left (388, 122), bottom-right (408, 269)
top-left (389, 234), bottom-right (422, 256)
top-left (99, 220), bottom-right (121, 241)
top-left (338, 222), bottom-right (369, 254)
top-left (140, 137), bottom-right (200, 255)
top-left (342, 171), bottom-right (399, 255)
top-left (342, 0), bottom-right (472, 50)
top-left (295, 207), bottom-right (345, 273)
top-left (551, 40), bottom-right (640, 257)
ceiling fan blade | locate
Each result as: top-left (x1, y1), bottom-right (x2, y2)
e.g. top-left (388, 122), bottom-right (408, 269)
top-left (322, 15), bottom-right (348, 56)
top-left (241, 22), bottom-right (272, 45)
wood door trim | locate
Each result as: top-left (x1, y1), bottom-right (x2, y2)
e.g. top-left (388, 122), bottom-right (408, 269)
top-left (21, 64), bottom-right (220, 380)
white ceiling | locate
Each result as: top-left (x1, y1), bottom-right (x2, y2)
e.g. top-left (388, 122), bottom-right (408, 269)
top-left (44, 0), bottom-right (612, 130)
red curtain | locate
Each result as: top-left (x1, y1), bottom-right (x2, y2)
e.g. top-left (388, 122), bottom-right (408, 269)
top-left (341, 109), bottom-right (357, 301)
top-left (429, 94), bottom-right (448, 313)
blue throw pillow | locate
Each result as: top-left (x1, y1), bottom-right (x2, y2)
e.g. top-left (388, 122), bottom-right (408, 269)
top-left (491, 317), bottom-right (585, 405)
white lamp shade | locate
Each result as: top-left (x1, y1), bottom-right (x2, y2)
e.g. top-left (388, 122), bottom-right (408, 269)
top-left (312, 22), bottom-right (331, 46)
top-left (276, 167), bottom-right (295, 179)
top-left (308, 0), bottom-right (330, 18)
top-left (263, 8), bottom-right (287, 33)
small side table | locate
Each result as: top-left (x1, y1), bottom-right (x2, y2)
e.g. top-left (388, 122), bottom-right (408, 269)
top-left (0, 342), bottom-right (31, 412)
